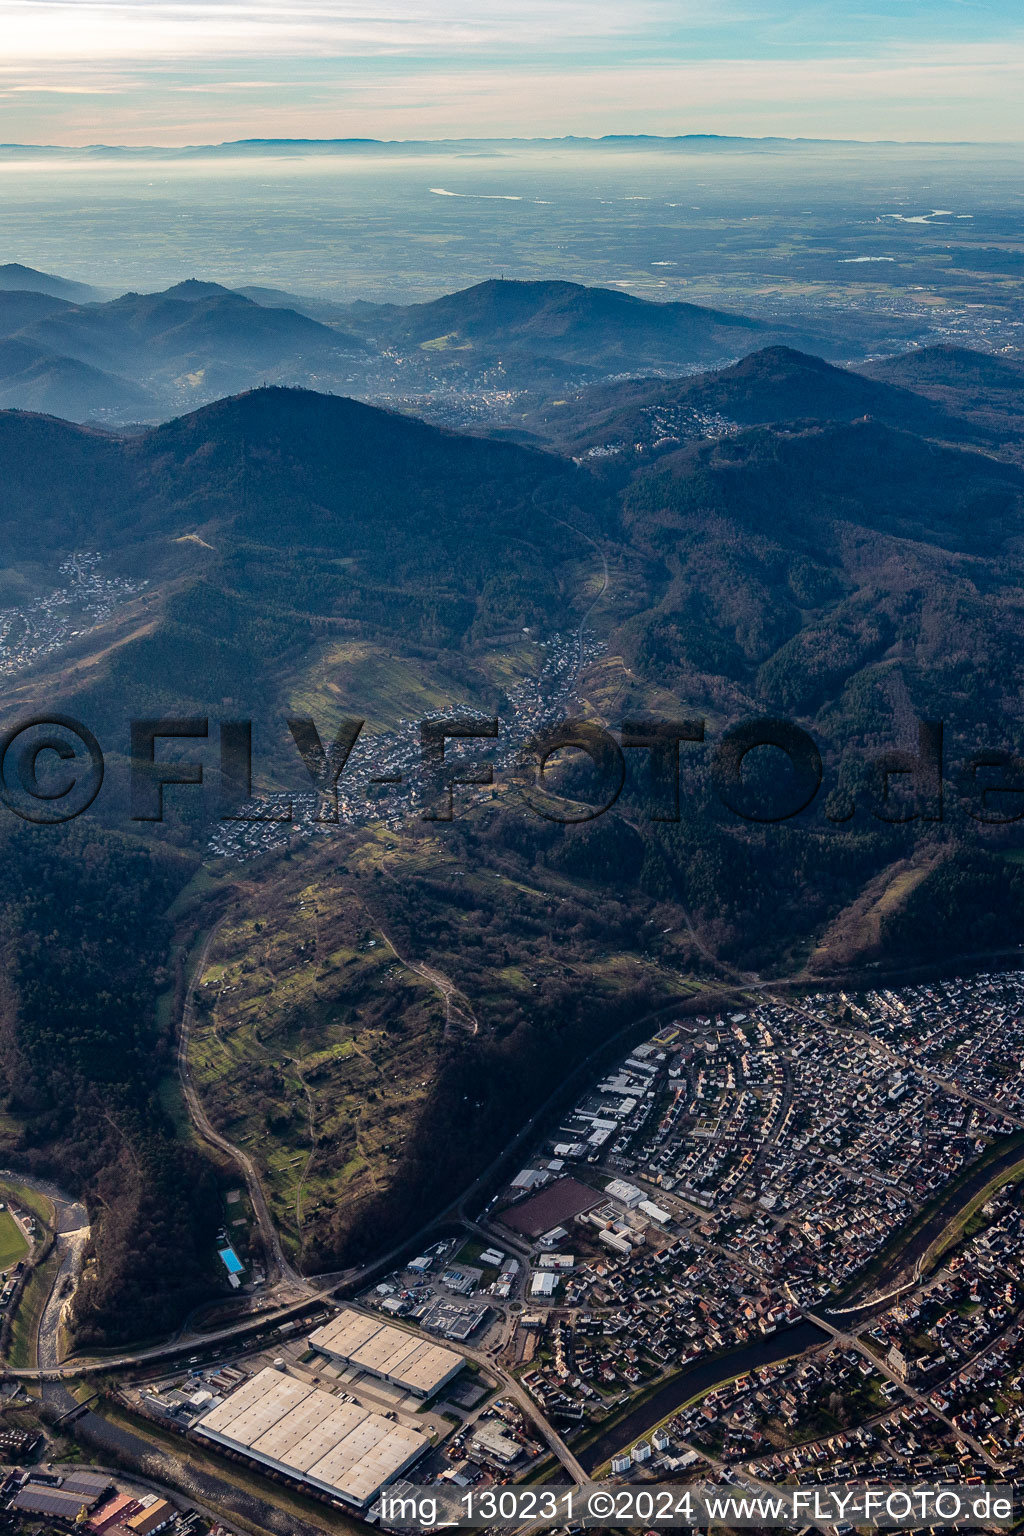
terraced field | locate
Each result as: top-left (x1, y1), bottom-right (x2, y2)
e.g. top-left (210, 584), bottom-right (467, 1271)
top-left (189, 848), bottom-right (447, 1264)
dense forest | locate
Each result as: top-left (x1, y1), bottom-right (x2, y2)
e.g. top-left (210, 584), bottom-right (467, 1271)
top-left (0, 822), bottom-right (222, 1344)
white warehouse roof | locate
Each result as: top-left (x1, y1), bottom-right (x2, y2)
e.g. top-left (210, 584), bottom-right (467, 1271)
top-left (194, 1368), bottom-right (428, 1508)
top-left (308, 1308), bottom-right (463, 1398)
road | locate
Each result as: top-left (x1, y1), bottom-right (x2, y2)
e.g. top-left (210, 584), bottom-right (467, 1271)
top-left (340, 1297), bottom-right (591, 1488)
top-left (175, 913), bottom-right (1024, 1341)
top-left (40, 1384), bottom-right (345, 1536)
top-left (8, 901), bottom-right (1024, 1519)
top-left (807, 1309), bottom-right (1004, 1472)
top-left (177, 917), bottom-right (313, 1297)
top-left (839, 1017), bottom-right (1024, 1133)
top-left (375, 915), bottom-right (478, 1039)
top-left (535, 505), bottom-right (609, 686)
top-left (569, 522), bottom-right (609, 679)
top-left (22, 960), bottom-right (1000, 1373)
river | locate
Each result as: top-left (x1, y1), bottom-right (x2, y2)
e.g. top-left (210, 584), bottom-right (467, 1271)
top-left (577, 1318), bottom-right (828, 1474)
top-left (824, 1134), bottom-right (1024, 1324)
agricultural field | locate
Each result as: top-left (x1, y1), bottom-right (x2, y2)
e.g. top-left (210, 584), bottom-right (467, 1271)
top-left (191, 806), bottom-right (709, 1272)
top-left (189, 846), bottom-right (447, 1264)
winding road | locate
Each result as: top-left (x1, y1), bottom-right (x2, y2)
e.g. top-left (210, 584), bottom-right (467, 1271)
top-left (374, 913), bottom-right (479, 1039)
top-left (177, 918), bottom-right (313, 1296)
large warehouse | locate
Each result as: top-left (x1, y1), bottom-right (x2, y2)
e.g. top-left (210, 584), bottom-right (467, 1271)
top-left (309, 1308), bottom-right (464, 1399)
top-left (193, 1367), bottom-right (429, 1509)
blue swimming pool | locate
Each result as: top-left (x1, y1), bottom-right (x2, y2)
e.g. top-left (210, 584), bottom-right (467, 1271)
top-left (218, 1246), bottom-right (243, 1275)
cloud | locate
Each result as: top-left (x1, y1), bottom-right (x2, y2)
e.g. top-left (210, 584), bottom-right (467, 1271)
top-left (0, 0), bottom-right (712, 63)
top-left (3, 83), bottom-right (122, 92)
top-left (384, 48), bottom-right (1024, 137)
top-left (0, 1), bottom-right (1020, 142)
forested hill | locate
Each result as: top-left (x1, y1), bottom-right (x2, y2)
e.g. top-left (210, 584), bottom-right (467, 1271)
top-left (3, 373), bottom-right (1024, 820)
top-left (0, 822), bottom-right (219, 1344)
top-left (0, 269), bottom-right (881, 424)
top-left (616, 417), bottom-right (1024, 758)
top-left (859, 345), bottom-right (1024, 441)
top-left (2, 359), bottom-right (1024, 1321)
top-left (0, 388), bottom-right (608, 756)
top-left (345, 278), bottom-right (774, 368)
top-left (537, 345), bottom-right (999, 455)
top-left (0, 385), bottom-right (591, 554)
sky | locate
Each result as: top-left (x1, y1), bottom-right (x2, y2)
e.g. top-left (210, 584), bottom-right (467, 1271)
top-left (0, 0), bottom-right (1022, 146)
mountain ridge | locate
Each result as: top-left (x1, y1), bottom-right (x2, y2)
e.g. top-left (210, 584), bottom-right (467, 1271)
top-left (528, 343), bottom-right (1007, 458)
top-left (0, 134), bottom-right (988, 159)
top-left (0, 273), bottom-right (819, 421)
top-left (4, 378), bottom-right (1024, 1298)
top-left (0, 261), bottom-right (102, 301)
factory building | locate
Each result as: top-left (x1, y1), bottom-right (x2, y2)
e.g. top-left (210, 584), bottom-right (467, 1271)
top-left (194, 1367), bottom-right (430, 1510)
top-left (470, 1422), bottom-right (522, 1466)
top-left (308, 1307), bottom-right (464, 1400)
top-left (605, 1179), bottom-right (644, 1208)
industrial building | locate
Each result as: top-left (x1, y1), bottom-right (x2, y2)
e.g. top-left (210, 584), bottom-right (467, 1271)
top-left (193, 1367), bottom-right (430, 1509)
top-left (605, 1179), bottom-right (644, 1208)
top-left (89, 1492), bottom-right (140, 1532)
top-left (133, 1501), bottom-right (174, 1534)
top-left (13, 1486), bottom-right (100, 1521)
top-left (419, 1297), bottom-right (490, 1343)
top-left (308, 1308), bottom-right (464, 1399)
top-left (470, 1421), bottom-right (522, 1466)
top-left (11, 1470), bottom-right (114, 1524)
top-left (598, 1228), bottom-right (634, 1257)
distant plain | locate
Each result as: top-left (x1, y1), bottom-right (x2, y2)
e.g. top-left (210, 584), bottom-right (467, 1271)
top-left (1, 142), bottom-right (1022, 357)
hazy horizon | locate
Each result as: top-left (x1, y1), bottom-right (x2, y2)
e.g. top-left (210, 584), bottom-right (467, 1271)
top-left (0, 132), bottom-right (1018, 151)
top-left (1, 0), bottom-right (1022, 148)
top-left (2, 141), bottom-right (1018, 312)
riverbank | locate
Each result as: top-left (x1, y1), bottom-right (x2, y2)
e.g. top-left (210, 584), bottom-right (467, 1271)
top-left (827, 1132), bottom-right (1024, 1322)
top-left (576, 1319), bottom-right (828, 1475)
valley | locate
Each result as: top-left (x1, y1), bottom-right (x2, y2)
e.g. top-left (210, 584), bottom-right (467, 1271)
top-left (0, 240), bottom-right (1023, 1531)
